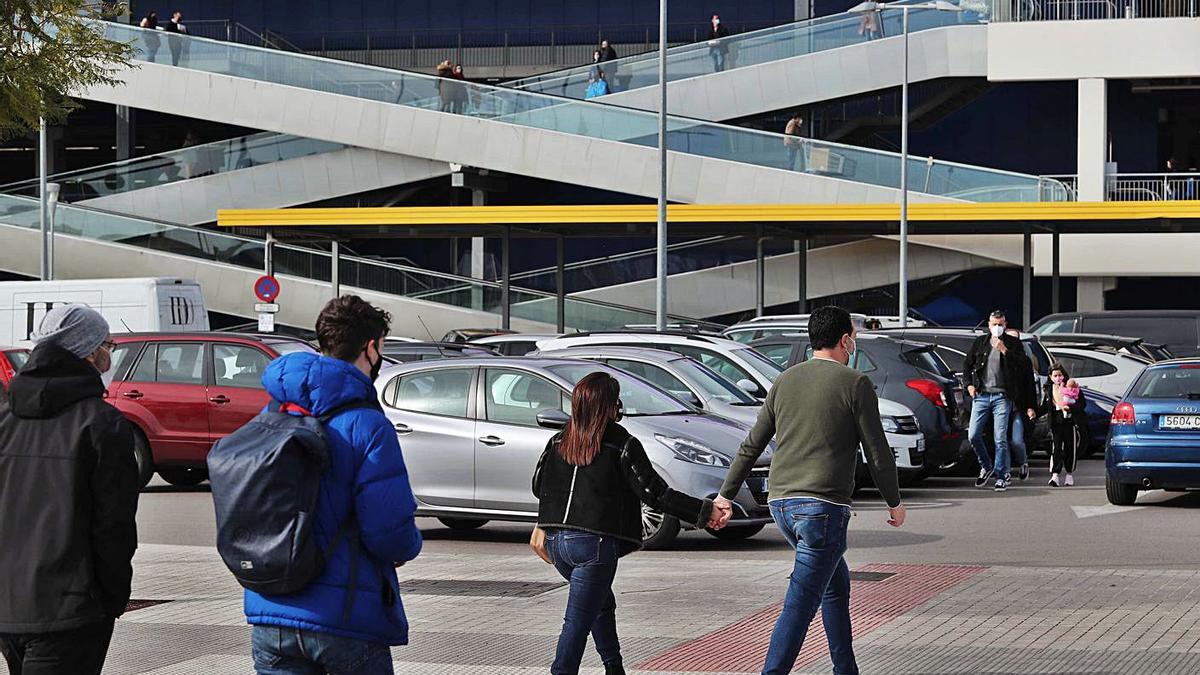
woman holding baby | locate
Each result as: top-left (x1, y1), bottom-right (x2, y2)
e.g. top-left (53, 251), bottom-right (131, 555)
top-left (1043, 364), bottom-right (1086, 487)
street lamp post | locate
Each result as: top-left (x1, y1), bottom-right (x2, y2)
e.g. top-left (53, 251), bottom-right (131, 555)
top-left (848, 1), bottom-right (961, 328)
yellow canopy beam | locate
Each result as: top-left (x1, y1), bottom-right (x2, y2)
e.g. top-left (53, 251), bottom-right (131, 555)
top-left (217, 201), bottom-right (1200, 228)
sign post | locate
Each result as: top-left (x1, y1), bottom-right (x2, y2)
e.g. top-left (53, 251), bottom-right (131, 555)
top-left (253, 275), bottom-right (281, 333)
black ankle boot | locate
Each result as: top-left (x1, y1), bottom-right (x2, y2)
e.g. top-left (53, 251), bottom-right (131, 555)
top-left (604, 661), bottom-right (626, 675)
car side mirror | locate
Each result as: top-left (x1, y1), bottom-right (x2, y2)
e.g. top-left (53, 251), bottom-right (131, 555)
top-left (688, 394), bottom-right (704, 409)
top-left (536, 409), bottom-right (571, 430)
top-left (736, 379), bottom-right (759, 395)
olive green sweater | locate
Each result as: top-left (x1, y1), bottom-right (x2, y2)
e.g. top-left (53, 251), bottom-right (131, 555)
top-left (719, 358), bottom-right (902, 508)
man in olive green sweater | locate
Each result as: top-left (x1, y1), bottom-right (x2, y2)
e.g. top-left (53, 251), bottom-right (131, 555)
top-left (715, 306), bottom-right (905, 675)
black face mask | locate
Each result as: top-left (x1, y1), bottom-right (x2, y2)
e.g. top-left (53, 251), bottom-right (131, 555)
top-left (365, 343), bottom-right (383, 382)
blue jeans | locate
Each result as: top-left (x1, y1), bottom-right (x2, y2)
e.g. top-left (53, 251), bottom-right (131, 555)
top-left (546, 529), bottom-right (622, 674)
top-left (763, 499), bottom-right (857, 675)
top-left (251, 625), bottom-right (393, 675)
top-left (1011, 409), bottom-right (1028, 467)
top-left (969, 391), bottom-right (1012, 479)
top-left (711, 49), bottom-right (726, 71)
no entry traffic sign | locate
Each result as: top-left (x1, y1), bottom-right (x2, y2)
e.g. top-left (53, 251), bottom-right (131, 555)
top-left (254, 275), bottom-right (281, 303)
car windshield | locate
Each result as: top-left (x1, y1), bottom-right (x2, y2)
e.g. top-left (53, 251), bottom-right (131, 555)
top-left (265, 340), bottom-right (318, 356)
top-left (4, 350), bottom-right (28, 369)
top-left (674, 358), bottom-right (758, 404)
top-left (546, 364), bottom-right (692, 416)
top-left (1130, 366), bottom-right (1200, 399)
top-left (736, 348), bottom-right (784, 383)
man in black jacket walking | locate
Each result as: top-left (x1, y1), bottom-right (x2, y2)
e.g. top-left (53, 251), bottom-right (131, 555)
top-left (0, 304), bottom-right (139, 675)
top-left (961, 310), bottom-right (1037, 492)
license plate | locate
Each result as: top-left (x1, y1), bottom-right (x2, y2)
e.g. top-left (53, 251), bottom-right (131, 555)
top-left (1160, 415), bottom-right (1200, 430)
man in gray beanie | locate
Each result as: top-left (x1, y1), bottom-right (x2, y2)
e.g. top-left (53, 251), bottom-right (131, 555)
top-left (0, 304), bottom-right (139, 675)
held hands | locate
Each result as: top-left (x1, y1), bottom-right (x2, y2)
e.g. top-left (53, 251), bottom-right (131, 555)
top-left (887, 504), bottom-right (907, 528)
top-left (1027, 408), bottom-right (1037, 421)
top-left (708, 495), bottom-right (734, 530)
top-left (991, 337), bottom-right (1007, 354)
top-left (967, 385), bottom-right (977, 398)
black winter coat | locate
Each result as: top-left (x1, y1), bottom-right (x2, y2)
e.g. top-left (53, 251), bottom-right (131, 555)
top-left (533, 422), bottom-right (711, 553)
top-left (1040, 381), bottom-right (1087, 430)
top-left (0, 343), bottom-right (140, 633)
top-left (962, 333), bottom-right (1031, 403)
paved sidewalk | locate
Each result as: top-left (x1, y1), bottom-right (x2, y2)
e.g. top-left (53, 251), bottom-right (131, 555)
top-left (11, 543), bottom-right (1200, 675)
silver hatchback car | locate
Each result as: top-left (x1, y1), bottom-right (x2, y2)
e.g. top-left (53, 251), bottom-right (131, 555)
top-left (375, 357), bottom-right (773, 549)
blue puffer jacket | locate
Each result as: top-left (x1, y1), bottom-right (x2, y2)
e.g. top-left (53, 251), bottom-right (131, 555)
top-left (244, 352), bottom-right (423, 645)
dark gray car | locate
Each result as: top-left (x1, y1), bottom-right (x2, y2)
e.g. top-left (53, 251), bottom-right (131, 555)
top-left (749, 333), bottom-right (964, 474)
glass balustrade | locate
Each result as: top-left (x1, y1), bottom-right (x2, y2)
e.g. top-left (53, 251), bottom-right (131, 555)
top-left (98, 22), bottom-right (1062, 202)
top-left (0, 194), bottom-right (669, 329)
top-left (1, 133), bottom-right (343, 202)
top-left (507, 0), bottom-right (978, 98)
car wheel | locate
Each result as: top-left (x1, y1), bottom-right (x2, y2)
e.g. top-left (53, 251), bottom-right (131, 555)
top-left (437, 517), bottom-right (489, 531)
top-left (1105, 471), bottom-right (1139, 506)
top-left (157, 467), bottom-right (207, 487)
top-left (132, 430), bottom-right (154, 489)
top-left (640, 505), bottom-right (680, 550)
top-left (706, 523), bottom-right (765, 540)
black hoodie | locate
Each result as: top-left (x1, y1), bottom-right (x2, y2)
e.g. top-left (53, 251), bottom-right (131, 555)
top-left (0, 343), bottom-right (139, 633)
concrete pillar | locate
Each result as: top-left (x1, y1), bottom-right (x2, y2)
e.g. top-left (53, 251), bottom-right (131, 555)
top-left (555, 235), bottom-right (565, 333)
top-left (330, 240), bottom-right (340, 299)
top-left (471, 188), bottom-right (485, 311)
top-left (500, 226), bottom-right (511, 330)
top-left (115, 106), bottom-right (134, 161)
top-left (1077, 79), bottom-right (1108, 202)
top-left (755, 231), bottom-right (766, 317)
top-left (1022, 227), bottom-right (1032, 329)
top-left (795, 237), bottom-right (808, 313)
top-left (1077, 277), bottom-right (1115, 311)
top-left (1051, 231), bottom-right (1061, 313)
top-left (795, 0), bottom-right (812, 21)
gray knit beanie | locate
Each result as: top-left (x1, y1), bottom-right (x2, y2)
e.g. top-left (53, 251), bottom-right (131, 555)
top-left (31, 304), bottom-right (110, 359)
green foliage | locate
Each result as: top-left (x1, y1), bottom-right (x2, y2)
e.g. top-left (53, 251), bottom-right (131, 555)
top-left (0, 1), bottom-right (135, 140)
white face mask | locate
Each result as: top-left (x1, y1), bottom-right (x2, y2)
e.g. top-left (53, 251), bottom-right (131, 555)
top-left (989, 325), bottom-right (1005, 338)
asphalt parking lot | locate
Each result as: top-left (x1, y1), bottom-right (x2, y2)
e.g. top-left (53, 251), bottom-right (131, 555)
top-left (35, 455), bottom-right (1195, 675)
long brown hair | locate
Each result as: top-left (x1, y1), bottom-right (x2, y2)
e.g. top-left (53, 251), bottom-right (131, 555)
top-left (559, 372), bottom-right (620, 466)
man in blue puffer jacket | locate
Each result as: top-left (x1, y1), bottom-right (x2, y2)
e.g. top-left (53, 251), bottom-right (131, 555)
top-left (247, 295), bottom-right (422, 675)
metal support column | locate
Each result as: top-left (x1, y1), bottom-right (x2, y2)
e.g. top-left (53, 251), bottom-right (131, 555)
top-left (39, 118), bottom-right (49, 281)
top-left (264, 230), bottom-right (275, 277)
top-left (796, 236), bottom-right (808, 313)
top-left (555, 236), bottom-right (566, 333)
top-left (471, 188), bottom-right (485, 311)
top-left (755, 230), bottom-right (766, 317)
top-left (655, 0), bottom-right (668, 331)
top-left (1051, 231), bottom-right (1061, 313)
top-left (898, 6), bottom-right (911, 328)
top-left (115, 106), bottom-right (134, 161)
top-left (1022, 226), bottom-right (1033, 329)
top-left (501, 227), bottom-right (511, 330)
top-left (331, 240), bottom-right (340, 298)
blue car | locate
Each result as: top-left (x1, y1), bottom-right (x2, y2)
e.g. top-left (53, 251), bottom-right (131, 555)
top-left (1106, 359), bottom-right (1200, 505)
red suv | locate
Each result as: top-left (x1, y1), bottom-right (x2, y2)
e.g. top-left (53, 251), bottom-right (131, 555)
top-left (0, 348), bottom-right (29, 393)
top-left (106, 333), bottom-right (316, 487)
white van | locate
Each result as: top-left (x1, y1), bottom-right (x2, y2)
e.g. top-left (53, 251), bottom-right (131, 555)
top-left (0, 278), bottom-right (208, 344)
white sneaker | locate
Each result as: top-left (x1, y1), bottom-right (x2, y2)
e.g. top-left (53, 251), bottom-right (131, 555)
top-left (1048, 473), bottom-right (1060, 487)
top-left (1064, 473), bottom-right (1074, 487)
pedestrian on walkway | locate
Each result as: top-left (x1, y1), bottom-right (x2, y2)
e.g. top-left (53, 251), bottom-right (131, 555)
top-left (857, 8), bottom-right (881, 40)
top-left (1043, 364), bottom-right (1085, 487)
top-left (963, 310), bottom-right (1031, 491)
top-left (450, 63), bottom-right (469, 114)
top-left (1005, 327), bottom-right (1038, 481)
top-left (139, 10), bottom-right (161, 62)
top-left (598, 39), bottom-right (619, 89)
top-left (784, 111), bottom-right (806, 171)
top-left (243, 295), bottom-right (423, 675)
top-left (707, 14), bottom-right (731, 72)
top-left (0, 305), bottom-right (139, 675)
top-left (532, 371), bottom-right (729, 675)
top-left (436, 59), bottom-right (454, 112)
top-left (586, 70), bottom-right (611, 99)
top-left (715, 306), bottom-right (905, 675)
top-left (163, 9), bottom-right (187, 66)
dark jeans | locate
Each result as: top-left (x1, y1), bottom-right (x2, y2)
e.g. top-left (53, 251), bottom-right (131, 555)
top-left (969, 391), bottom-right (1012, 478)
top-left (251, 625), bottom-right (394, 675)
top-left (763, 499), bottom-right (857, 675)
top-left (0, 619), bottom-right (114, 675)
top-left (546, 529), bottom-right (623, 675)
top-left (711, 49), bottom-right (726, 71)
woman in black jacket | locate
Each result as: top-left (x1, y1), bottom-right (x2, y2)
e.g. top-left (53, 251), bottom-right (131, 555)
top-left (532, 371), bottom-right (724, 675)
top-left (1042, 363), bottom-right (1087, 487)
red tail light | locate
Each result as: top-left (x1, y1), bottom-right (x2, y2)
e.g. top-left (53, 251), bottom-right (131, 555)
top-left (1112, 402), bottom-right (1136, 426)
top-left (906, 379), bottom-right (947, 408)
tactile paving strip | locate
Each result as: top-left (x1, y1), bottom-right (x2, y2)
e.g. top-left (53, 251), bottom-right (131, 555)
top-left (637, 563), bottom-right (987, 673)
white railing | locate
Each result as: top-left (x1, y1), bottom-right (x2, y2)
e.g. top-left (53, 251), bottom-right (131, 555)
top-left (1040, 173), bottom-right (1200, 200)
top-left (992, 0), bottom-right (1197, 20)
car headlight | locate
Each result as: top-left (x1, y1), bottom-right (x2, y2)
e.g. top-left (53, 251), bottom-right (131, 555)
top-left (880, 416), bottom-right (900, 433)
top-left (655, 434), bottom-right (731, 468)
